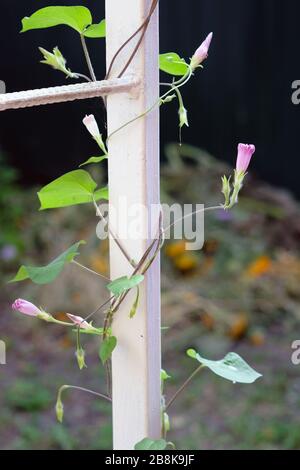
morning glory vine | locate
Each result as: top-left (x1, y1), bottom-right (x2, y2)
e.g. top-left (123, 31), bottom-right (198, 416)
top-left (9, 4), bottom-right (261, 450)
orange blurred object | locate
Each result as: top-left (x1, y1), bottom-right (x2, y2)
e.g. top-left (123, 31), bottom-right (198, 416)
top-left (201, 312), bottom-right (215, 330)
top-left (165, 241), bottom-right (187, 258)
top-left (91, 256), bottom-right (109, 275)
top-left (249, 331), bottom-right (266, 347)
top-left (228, 314), bottom-right (249, 339)
top-left (59, 334), bottom-right (73, 349)
top-left (246, 255), bottom-right (272, 278)
top-left (54, 311), bottom-right (69, 322)
top-left (173, 253), bottom-right (198, 273)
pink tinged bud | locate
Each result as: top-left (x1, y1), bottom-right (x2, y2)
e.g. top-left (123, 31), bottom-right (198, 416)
top-left (67, 313), bottom-right (93, 330)
top-left (191, 32), bottom-right (213, 68)
top-left (236, 143), bottom-right (256, 173)
top-left (82, 114), bottom-right (100, 139)
top-left (12, 299), bottom-right (41, 317)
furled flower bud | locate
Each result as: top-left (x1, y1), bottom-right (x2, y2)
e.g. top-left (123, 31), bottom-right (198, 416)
top-left (83, 114), bottom-right (100, 139)
top-left (82, 115), bottom-right (107, 154)
top-left (12, 299), bottom-right (41, 317)
top-left (236, 143), bottom-right (256, 174)
top-left (178, 105), bottom-right (189, 128)
top-left (67, 313), bottom-right (94, 330)
top-left (76, 347), bottom-right (87, 370)
top-left (221, 175), bottom-right (231, 208)
top-left (39, 47), bottom-right (76, 78)
top-left (190, 32), bottom-right (213, 69)
top-left (55, 395), bottom-right (64, 423)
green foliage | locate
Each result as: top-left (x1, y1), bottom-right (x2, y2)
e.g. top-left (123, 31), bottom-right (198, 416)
top-left (159, 53), bottom-right (189, 76)
top-left (37, 170), bottom-right (108, 210)
top-left (39, 46), bottom-right (76, 78)
top-left (0, 155), bottom-right (23, 251)
top-left (79, 156), bottom-right (108, 167)
top-left (10, 241), bottom-right (85, 285)
top-left (187, 350), bottom-right (262, 384)
top-left (6, 380), bottom-right (52, 411)
top-left (83, 20), bottom-right (106, 38)
top-left (161, 369), bottom-right (171, 382)
top-left (134, 438), bottom-right (168, 450)
top-left (107, 275), bottom-right (144, 296)
top-left (21, 6), bottom-right (92, 34)
top-left (21, 6), bottom-right (105, 38)
top-left (99, 336), bottom-right (117, 364)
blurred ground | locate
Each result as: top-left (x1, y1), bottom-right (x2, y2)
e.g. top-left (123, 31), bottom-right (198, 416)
top-left (1, 145), bottom-right (300, 450)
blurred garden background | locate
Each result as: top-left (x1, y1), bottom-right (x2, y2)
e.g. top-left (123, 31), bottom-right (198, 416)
top-left (1, 0), bottom-right (300, 450)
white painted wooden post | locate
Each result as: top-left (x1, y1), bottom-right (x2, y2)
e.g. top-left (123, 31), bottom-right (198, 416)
top-left (105, 0), bottom-right (161, 450)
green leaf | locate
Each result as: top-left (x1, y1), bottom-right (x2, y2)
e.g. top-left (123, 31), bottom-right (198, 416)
top-left (21, 6), bottom-right (92, 34)
top-left (107, 275), bottom-right (144, 296)
top-left (99, 336), bottom-right (117, 364)
top-left (83, 19), bottom-right (106, 38)
top-left (187, 350), bottom-right (262, 384)
top-left (129, 287), bottom-right (140, 318)
top-left (94, 186), bottom-right (109, 201)
top-left (159, 53), bottom-right (189, 76)
top-left (37, 170), bottom-right (108, 210)
top-left (134, 438), bottom-right (168, 450)
top-left (161, 369), bottom-right (171, 394)
top-left (161, 369), bottom-right (171, 382)
top-left (79, 155), bottom-right (107, 167)
top-left (10, 241), bottom-right (85, 285)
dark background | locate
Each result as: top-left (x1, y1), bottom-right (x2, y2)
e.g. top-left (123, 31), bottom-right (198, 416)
top-left (0, 0), bottom-right (299, 196)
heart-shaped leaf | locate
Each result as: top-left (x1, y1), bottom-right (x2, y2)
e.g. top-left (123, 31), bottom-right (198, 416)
top-left (187, 350), bottom-right (262, 384)
top-left (21, 6), bottom-right (92, 34)
top-left (99, 336), bottom-right (117, 364)
top-left (10, 241), bottom-right (85, 285)
top-left (107, 275), bottom-right (144, 297)
top-left (134, 438), bottom-right (168, 450)
top-left (159, 52), bottom-right (189, 76)
top-left (38, 170), bottom-right (108, 210)
top-left (83, 20), bottom-right (106, 38)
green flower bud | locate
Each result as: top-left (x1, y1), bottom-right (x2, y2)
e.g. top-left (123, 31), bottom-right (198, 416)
top-left (76, 347), bottom-right (87, 370)
top-left (221, 175), bottom-right (231, 209)
top-left (161, 94), bottom-right (177, 104)
top-left (39, 47), bottom-right (77, 78)
top-left (55, 396), bottom-right (64, 423)
top-left (178, 105), bottom-right (189, 128)
top-left (163, 412), bottom-right (170, 433)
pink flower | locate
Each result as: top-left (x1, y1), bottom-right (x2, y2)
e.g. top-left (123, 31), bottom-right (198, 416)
top-left (236, 143), bottom-right (256, 173)
top-left (12, 299), bottom-right (41, 317)
top-left (191, 32), bottom-right (213, 68)
top-left (82, 114), bottom-right (100, 139)
top-left (67, 313), bottom-right (93, 330)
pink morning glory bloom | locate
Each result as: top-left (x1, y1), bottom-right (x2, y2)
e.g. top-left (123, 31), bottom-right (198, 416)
top-left (191, 32), bottom-right (213, 68)
top-left (82, 114), bottom-right (100, 139)
top-left (12, 299), bottom-right (41, 317)
top-left (236, 144), bottom-right (256, 174)
top-left (67, 313), bottom-right (93, 330)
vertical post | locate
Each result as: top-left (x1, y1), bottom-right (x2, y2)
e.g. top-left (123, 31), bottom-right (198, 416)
top-left (105, 0), bottom-right (161, 450)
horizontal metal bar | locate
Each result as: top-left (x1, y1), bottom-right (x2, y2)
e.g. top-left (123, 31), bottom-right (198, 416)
top-left (0, 76), bottom-right (140, 111)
